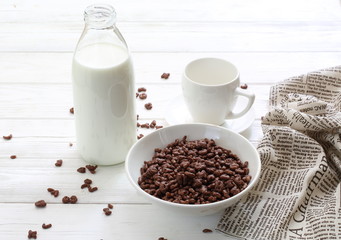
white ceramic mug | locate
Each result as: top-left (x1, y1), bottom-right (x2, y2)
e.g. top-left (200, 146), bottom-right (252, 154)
top-left (182, 58), bottom-right (255, 125)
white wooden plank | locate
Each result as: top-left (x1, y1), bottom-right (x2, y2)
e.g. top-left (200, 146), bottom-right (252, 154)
top-left (0, 203), bottom-right (232, 240)
top-left (1, 52), bottom-right (340, 84)
top-left (0, 0), bottom-right (340, 22)
top-left (0, 21), bottom-right (341, 52)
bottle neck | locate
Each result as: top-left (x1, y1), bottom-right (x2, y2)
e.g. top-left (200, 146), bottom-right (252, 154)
top-left (84, 4), bottom-right (116, 29)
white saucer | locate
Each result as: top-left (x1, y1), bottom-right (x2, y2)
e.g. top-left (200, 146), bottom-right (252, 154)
top-left (164, 95), bottom-right (256, 133)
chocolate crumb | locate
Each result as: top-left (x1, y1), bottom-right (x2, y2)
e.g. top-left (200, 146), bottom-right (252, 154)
top-left (161, 73), bottom-right (170, 79)
top-left (103, 207), bottom-right (112, 216)
top-left (47, 188), bottom-right (59, 197)
top-left (158, 237), bottom-right (168, 240)
top-left (155, 125), bottom-right (163, 129)
top-left (10, 155), bottom-right (16, 159)
top-left (69, 142), bottom-right (73, 147)
top-left (105, 211), bottom-right (112, 216)
top-left (137, 114), bottom-right (139, 120)
top-left (81, 183), bottom-right (89, 189)
top-left (138, 87), bottom-right (147, 92)
top-left (70, 107), bottom-right (74, 114)
top-left (136, 92), bottom-right (139, 98)
top-left (77, 167), bottom-right (86, 173)
top-left (89, 186), bottom-right (98, 192)
top-left (137, 134), bottom-right (144, 140)
top-left (86, 165), bottom-right (97, 171)
top-left (62, 196), bottom-right (70, 204)
top-left (240, 83), bottom-right (248, 89)
top-left (108, 203), bottom-right (113, 209)
top-left (84, 179), bottom-right (92, 184)
top-left (42, 223), bottom-right (52, 229)
top-left (139, 93), bottom-right (147, 100)
top-left (35, 200), bottom-right (47, 208)
top-left (144, 103), bottom-right (153, 110)
top-left (53, 190), bottom-right (59, 197)
top-left (140, 123), bottom-right (149, 129)
top-left (70, 195), bottom-right (78, 204)
top-left (28, 230), bottom-right (37, 239)
top-left (150, 120), bottom-right (157, 128)
top-left (202, 228), bottom-right (213, 233)
top-left (55, 159), bottom-right (63, 167)
top-left (3, 134), bottom-right (12, 140)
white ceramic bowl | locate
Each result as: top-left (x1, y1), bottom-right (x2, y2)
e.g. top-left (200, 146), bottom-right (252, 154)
top-left (125, 123), bottom-right (261, 216)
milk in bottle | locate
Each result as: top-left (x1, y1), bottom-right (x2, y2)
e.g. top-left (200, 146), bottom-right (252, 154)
top-left (72, 4), bottom-right (136, 165)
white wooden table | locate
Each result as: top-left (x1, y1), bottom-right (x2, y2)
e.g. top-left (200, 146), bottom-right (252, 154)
top-left (1, 0), bottom-right (341, 239)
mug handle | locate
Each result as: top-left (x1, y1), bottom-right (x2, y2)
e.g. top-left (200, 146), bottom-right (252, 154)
top-left (226, 88), bottom-right (255, 119)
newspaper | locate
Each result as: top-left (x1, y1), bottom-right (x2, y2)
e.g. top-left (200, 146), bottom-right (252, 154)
top-left (217, 66), bottom-right (341, 239)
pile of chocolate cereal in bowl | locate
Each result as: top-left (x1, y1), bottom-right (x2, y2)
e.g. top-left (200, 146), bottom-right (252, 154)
top-left (139, 136), bottom-right (251, 204)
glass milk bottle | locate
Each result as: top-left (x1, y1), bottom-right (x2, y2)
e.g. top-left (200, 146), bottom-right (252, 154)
top-left (72, 4), bottom-right (136, 165)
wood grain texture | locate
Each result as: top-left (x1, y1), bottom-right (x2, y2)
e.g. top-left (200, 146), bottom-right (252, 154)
top-left (1, 52), bottom-right (340, 84)
top-left (1, 21), bottom-right (341, 52)
top-left (0, 203), bottom-right (226, 240)
top-left (1, 0), bottom-right (340, 22)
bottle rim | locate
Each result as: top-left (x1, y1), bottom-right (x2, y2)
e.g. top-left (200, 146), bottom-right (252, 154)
top-left (84, 4), bottom-right (116, 28)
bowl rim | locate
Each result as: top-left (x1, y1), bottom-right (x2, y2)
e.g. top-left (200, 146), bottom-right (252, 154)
top-left (125, 123), bottom-right (261, 209)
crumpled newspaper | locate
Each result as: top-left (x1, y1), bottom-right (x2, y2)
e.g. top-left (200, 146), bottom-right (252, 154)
top-left (217, 66), bottom-right (341, 240)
